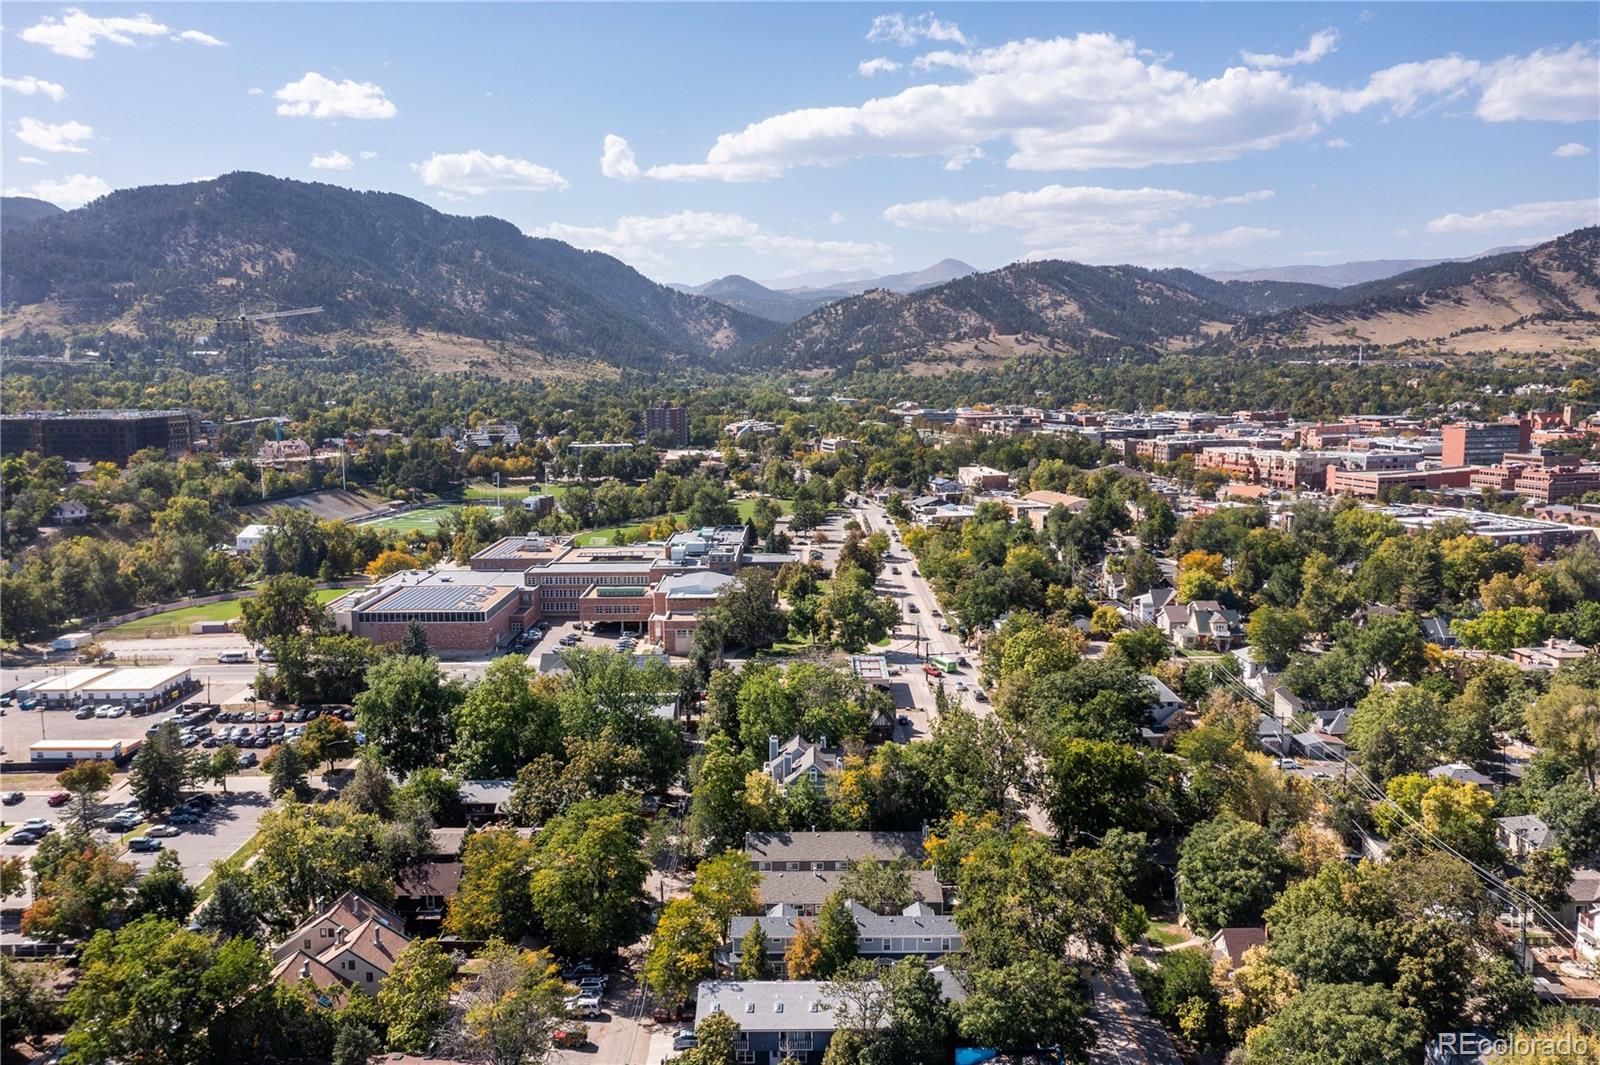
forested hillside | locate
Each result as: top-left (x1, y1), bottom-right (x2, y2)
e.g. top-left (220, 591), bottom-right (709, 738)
top-left (0, 173), bottom-right (777, 371)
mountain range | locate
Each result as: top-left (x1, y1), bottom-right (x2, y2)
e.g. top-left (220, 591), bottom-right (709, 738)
top-left (670, 259), bottom-right (977, 323)
top-left (0, 174), bottom-right (777, 375)
top-left (1200, 245), bottom-right (1533, 287)
top-left (3, 175), bottom-right (1595, 376)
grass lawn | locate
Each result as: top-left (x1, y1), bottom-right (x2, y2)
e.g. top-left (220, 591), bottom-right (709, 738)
top-left (1145, 923), bottom-right (1192, 948)
top-left (736, 496), bottom-right (791, 520)
top-left (103, 588), bottom-right (346, 640)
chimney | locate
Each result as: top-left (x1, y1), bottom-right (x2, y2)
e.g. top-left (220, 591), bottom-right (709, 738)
top-left (337, 927), bottom-right (347, 944)
top-left (769, 735), bottom-right (780, 763)
top-left (820, 735), bottom-right (828, 751)
top-left (300, 960), bottom-right (310, 978)
top-left (373, 927), bottom-right (381, 947)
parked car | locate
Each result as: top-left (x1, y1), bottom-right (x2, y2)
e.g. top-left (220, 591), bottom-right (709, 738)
top-left (553, 1026), bottom-right (589, 1049)
top-left (46, 791), bottom-right (71, 807)
top-left (146, 824), bottom-right (181, 838)
top-left (74, 707), bottom-right (95, 720)
top-left (672, 1030), bottom-right (699, 1051)
top-left (19, 819), bottom-right (53, 833)
top-left (6, 829), bottom-right (44, 846)
top-left (238, 751), bottom-right (259, 768)
top-left (565, 993), bottom-right (603, 1018)
top-left (167, 811), bottom-right (201, 826)
top-left (128, 837), bottom-right (163, 852)
top-left (1, 792), bottom-right (23, 805)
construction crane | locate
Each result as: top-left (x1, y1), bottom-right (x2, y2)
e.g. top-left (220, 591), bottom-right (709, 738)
top-left (216, 304), bottom-right (323, 380)
top-left (229, 304), bottom-right (323, 331)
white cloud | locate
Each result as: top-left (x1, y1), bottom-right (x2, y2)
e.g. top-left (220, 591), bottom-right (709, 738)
top-left (174, 29), bottom-right (225, 47)
top-left (20, 9), bottom-right (168, 58)
top-left (1476, 44), bottom-right (1599, 123)
top-left (414, 150), bottom-right (568, 198)
top-left (867, 13), bottom-right (967, 48)
top-left (600, 133), bottom-right (641, 180)
top-left (883, 183), bottom-right (1277, 263)
top-left (17, 156), bottom-right (46, 165)
top-left (274, 72), bottom-right (396, 120)
top-left (612, 34), bottom-right (1598, 182)
top-left (19, 9), bottom-right (222, 58)
top-left (310, 150), bottom-right (354, 170)
top-left (1241, 29), bottom-right (1339, 69)
top-left (247, 87), bottom-right (265, 96)
top-left (3, 173), bottom-right (109, 208)
top-left (858, 57), bottom-right (902, 77)
top-left (828, 211), bottom-right (847, 224)
top-left (530, 210), bottom-right (893, 271)
top-left (2, 75), bottom-right (67, 102)
top-left (1554, 142), bottom-right (1591, 158)
top-left (360, 150), bottom-right (379, 160)
top-left (1324, 137), bottom-right (1352, 148)
top-left (1424, 197), bottom-right (1599, 235)
top-left (15, 117), bottom-right (93, 153)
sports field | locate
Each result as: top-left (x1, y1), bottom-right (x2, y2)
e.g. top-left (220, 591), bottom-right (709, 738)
top-left (359, 503), bottom-right (463, 534)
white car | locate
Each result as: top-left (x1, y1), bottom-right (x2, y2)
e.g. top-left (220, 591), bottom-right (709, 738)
top-left (565, 992), bottom-right (603, 1017)
top-left (146, 823), bottom-right (181, 838)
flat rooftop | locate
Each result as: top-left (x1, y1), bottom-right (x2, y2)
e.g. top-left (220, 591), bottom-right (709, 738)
top-left (77, 666), bottom-right (192, 693)
top-left (471, 535), bottom-right (570, 562)
top-left (366, 582), bottom-right (519, 614)
top-left (28, 667), bottom-right (117, 693)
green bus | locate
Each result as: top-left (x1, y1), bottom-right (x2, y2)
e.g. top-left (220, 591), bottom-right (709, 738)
top-left (929, 654), bottom-right (960, 673)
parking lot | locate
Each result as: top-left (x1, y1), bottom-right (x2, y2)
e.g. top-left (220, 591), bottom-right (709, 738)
top-left (1, 773), bottom-right (270, 902)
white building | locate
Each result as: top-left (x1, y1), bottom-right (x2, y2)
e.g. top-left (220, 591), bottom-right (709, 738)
top-left (235, 523), bottom-right (272, 553)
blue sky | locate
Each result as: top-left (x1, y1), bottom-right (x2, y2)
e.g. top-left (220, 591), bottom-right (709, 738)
top-left (3, 3), bottom-right (1597, 283)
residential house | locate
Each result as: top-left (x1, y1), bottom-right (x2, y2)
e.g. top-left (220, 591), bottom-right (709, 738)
top-left (762, 735), bottom-right (844, 791)
top-left (270, 891), bottom-right (409, 999)
top-left (1209, 927), bottom-right (1268, 974)
top-left (458, 779), bottom-right (515, 822)
top-left (1429, 763), bottom-right (1495, 790)
top-left (1569, 871), bottom-right (1600, 955)
top-left (50, 499), bottom-right (90, 524)
top-left (1156, 600), bottom-right (1244, 651)
top-left (1131, 586), bottom-right (1176, 622)
top-left (695, 971), bottom-right (967, 1064)
top-left (1496, 815), bottom-right (1553, 860)
top-left (1421, 617), bottom-right (1457, 649)
top-left (394, 861), bottom-right (461, 934)
top-left (745, 831), bottom-right (925, 873)
top-left (727, 901), bottom-right (964, 967)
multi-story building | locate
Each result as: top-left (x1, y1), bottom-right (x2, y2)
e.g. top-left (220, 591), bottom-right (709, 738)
top-left (1441, 419), bottom-right (1529, 467)
top-left (1135, 434), bottom-right (1233, 463)
top-left (1470, 452), bottom-right (1600, 504)
top-left (0, 408), bottom-right (199, 464)
top-left (1325, 466), bottom-right (1475, 498)
top-left (645, 402), bottom-right (690, 446)
top-left (329, 525), bottom-right (792, 655)
top-left (956, 465), bottom-right (1010, 491)
top-left (726, 901), bottom-right (964, 968)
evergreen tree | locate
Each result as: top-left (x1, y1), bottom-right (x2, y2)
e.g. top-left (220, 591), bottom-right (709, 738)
top-left (815, 892), bottom-right (859, 977)
top-left (738, 922), bottom-right (772, 980)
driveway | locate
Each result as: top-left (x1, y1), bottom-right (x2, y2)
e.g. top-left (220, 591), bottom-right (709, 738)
top-left (1088, 958), bottom-right (1185, 1065)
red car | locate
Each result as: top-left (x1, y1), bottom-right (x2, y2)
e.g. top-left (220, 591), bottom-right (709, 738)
top-left (923, 664), bottom-right (942, 678)
top-left (46, 791), bottom-right (71, 807)
top-left (267, 710), bottom-right (284, 723)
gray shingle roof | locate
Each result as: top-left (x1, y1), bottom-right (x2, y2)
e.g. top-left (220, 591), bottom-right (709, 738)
top-left (745, 831), bottom-right (925, 865)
